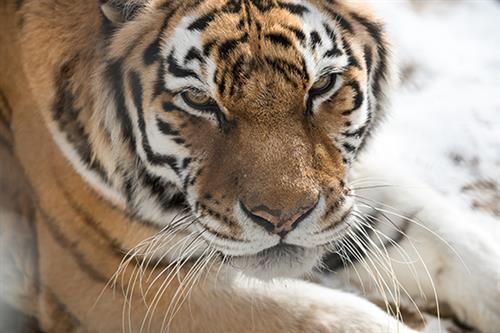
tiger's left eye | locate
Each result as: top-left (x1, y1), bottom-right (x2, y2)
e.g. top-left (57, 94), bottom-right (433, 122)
top-left (309, 74), bottom-right (337, 97)
top-left (181, 89), bottom-right (217, 111)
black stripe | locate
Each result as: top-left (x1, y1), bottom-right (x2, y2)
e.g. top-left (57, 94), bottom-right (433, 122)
top-left (218, 33), bottom-right (249, 58)
top-left (229, 55), bottom-right (247, 96)
top-left (128, 71), bottom-right (180, 174)
top-left (184, 47), bottom-right (205, 65)
top-left (264, 56), bottom-right (308, 80)
top-left (217, 67), bottom-right (228, 95)
top-left (281, 25), bottom-right (306, 46)
top-left (0, 135), bottom-right (13, 155)
top-left (350, 13), bottom-right (388, 101)
top-left (37, 207), bottom-right (108, 283)
top-left (323, 23), bottom-right (342, 58)
top-left (350, 80), bottom-right (364, 111)
top-left (351, 13), bottom-right (383, 43)
top-left (265, 32), bottom-right (293, 48)
top-left (44, 287), bottom-right (81, 329)
top-left (182, 157), bottom-right (192, 169)
top-left (0, 90), bottom-right (13, 153)
top-left (310, 31), bottom-right (322, 49)
top-left (264, 57), bottom-right (301, 87)
top-left (277, 1), bottom-right (309, 16)
top-left (162, 101), bottom-right (177, 112)
top-left (203, 39), bottom-right (218, 56)
top-left (363, 45), bottom-right (373, 76)
top-left (355, 101), bottom-right (374, 155)
top-left (54, 174), bottom-right (126, 254)
top-left (183, 173), bottom-right (192, 192)
top-left (140, 168), bottom-right (187, 210)
top-left (143, 40), bottom-right (162, 66)
top-left (341, 36), bottom-right (360, 68)
top-left (325, 48), bottom-right (342, 58)
top-left (15, 0), bottom-right (25, 9)
top-left (342, 142), bottom-right (357, 153)
top-left (156, 117), bottom-right (180, 136)
top-left (222, 0), bottom-right (242, 13)
top-left (161, 102), bottom-right (193, 118)
top-left (251, 0), bottom-right (273, 13)
top-left (188, 11), bottom-right (217, 31)
top-left (231, 55), bottom-right (247, 79)
top-left (167, 50), bottom-right (200, 80)
top-left (340, 80), bottom-right (364, 116)
top-left (105, 60), bottom-right (137, 153)
top-left (123, 176), bottom-right (134, 203)
top-left (331, 12), bottom-right (354, 34)
top-left (143, 3), bottom-right (183, 65)
top-left (342, 125), bottom-right (367, 138)
top-left (152, 59), bottom-right (167, 99)
top-left (53, 58), bottom-right (108, 181)
top-left (0, 90), bottom-right (12, 128)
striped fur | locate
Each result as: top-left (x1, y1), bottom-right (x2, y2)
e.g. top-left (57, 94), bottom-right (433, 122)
top-left (1, 1), bottom-right (401, 332)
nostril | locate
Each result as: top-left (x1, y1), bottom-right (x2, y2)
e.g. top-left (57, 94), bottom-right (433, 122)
top-left (239, 202), bottom-right (276, 233)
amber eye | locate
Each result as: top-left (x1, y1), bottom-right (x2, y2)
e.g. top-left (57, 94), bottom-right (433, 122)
top-left (309, 74), bottom-right (337, 97)
top-left (181, 89), bottom-right (217, 111)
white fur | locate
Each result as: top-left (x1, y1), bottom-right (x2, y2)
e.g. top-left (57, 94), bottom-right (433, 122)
top-left (231, 276), bottom-right (419, 333)
top-left (47, 121), bottom-right (127, 209)
top-left (321, 152), bottom-right (500, 333)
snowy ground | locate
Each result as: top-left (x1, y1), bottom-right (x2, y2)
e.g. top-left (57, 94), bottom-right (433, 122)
top-left (371, 0), bottom-right (500, 228)
top-left (361, 0), bottom-right (500, 331)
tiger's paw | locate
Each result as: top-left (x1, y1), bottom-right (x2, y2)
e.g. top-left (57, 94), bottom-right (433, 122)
top-left (255, 281), bottom-right (419, 333)
top-left (438, 232), bottom-right (500, 333)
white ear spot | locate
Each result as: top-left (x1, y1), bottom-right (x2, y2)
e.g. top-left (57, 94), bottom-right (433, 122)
top-left (100, 2), bottom-right (126, 25)
top-left (100, 0), bottom-right (146, 25)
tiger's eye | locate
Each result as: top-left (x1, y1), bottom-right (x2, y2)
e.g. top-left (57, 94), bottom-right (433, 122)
top-left (182, 89), bottom-right (212, 108)
top-left (309, 74), bottom-right (337, 96)
top-left (312, 75), bottom-right (331, 90)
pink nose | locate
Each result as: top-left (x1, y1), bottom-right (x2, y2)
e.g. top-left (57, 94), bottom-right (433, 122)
top-left (240, 199), bottom-right (318, 236)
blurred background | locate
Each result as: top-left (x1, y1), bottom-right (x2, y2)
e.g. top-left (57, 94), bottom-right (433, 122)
top-left (370, 0), bottom-right (500, 230)
top-left (367, 2), bottom-right (500, 330)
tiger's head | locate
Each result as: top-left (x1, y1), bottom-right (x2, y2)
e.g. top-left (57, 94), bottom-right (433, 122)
top-left (50, 0), bottom-right (393, 279)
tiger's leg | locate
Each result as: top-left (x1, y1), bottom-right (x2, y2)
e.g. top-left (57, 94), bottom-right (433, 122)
top-left (326, 157), bottom-right (500, 333)
top-left (139, 276), bottom-right (420, 333)
top-left (34, 246), bottom-right (421, 333)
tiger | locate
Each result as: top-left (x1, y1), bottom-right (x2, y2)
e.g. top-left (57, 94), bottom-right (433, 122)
top-left (0, 0), bottom-right (499, 332)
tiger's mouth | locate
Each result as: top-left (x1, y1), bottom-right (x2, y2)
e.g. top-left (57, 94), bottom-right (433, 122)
top-left (226, 243), bottom-right (324, 279)
top-left (189, 195), bottom-right (356, 278)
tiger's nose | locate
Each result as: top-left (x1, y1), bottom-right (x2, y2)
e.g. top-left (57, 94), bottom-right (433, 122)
top-left (240, 198), bottom-right (318, 237)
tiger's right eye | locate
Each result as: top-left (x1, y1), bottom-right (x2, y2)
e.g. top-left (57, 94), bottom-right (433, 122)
top-left (181, 89), bottom-right (218, 111)
top-left (309, 74), bottom-right (337, 97)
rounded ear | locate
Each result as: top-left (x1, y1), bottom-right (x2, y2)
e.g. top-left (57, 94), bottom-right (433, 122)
top-left (99, 0), bottom-right (144, 25)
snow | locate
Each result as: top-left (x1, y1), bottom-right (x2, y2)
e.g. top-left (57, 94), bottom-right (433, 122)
top-left (369, 0), bottom-right (500, 230)
top-left (363, 1), bottom-right (500, 331)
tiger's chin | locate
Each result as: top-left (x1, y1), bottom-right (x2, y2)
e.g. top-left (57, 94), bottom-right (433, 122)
top-left (229, 244), bottom-right (324, 280)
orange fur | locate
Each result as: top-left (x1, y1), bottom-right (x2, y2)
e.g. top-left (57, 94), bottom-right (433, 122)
top-left (0, 1), bottom-right (393, 332)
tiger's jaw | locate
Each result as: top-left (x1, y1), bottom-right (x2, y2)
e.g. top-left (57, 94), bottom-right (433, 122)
top-left (228, 244), bottom-right (324, 279)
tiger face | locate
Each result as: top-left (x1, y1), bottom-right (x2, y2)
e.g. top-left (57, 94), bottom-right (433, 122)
top-left (95, 0), bottom-right (392, 278)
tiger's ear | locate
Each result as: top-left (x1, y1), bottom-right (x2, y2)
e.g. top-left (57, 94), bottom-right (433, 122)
top-left (99, 0), bottom-right (144, 25)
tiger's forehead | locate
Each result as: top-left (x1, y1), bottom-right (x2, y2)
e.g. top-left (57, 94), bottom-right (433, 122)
top-left (159, 0), bottom-right (349, 99)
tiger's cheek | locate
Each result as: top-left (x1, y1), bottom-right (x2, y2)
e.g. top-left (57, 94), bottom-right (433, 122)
top-left (178, 119), bottom-right (236, 191)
